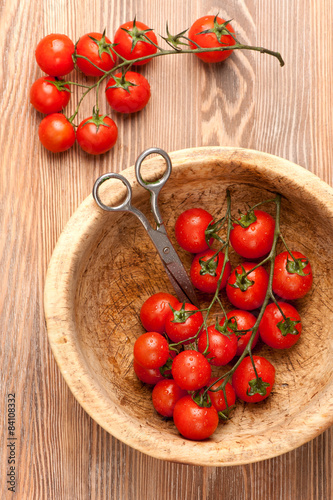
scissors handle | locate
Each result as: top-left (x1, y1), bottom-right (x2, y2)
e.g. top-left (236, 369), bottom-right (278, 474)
top-left (93, 148), bottom-right (172, 228)
top-left (92, 148), bottom-right (198, 306)
top-left (135, 147), bottom-right (172, 226)
top-left (92, 172), bottom-right (131, 212)
top-left (92, 172), bottom-right (152, 231)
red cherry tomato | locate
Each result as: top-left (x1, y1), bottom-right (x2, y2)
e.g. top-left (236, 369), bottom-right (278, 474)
top-left (165, 302), bottom-right (203, 344)
top-left (35, 34), bottom-right (75, 76)
top-left (75, 32), bottom-right (116, 77)
top-left (230, 209), bottom-right (275, 259)
top-left (207, 377), bottom-right (236, 414)
top-left (272, 251), bottom-right (313, 300)
top-left (133, 332), bottom-right (170, 369)
top-left (198, 325), bottom-right (237, 366)
top-left (190, 249), bottom-right (231, 293)
top-left (173, 395), bottom-right (219, 440)
top-left (171, 350), bottom-right (211, 391)
top-left (259, 302), bottom-right (302, 349)
top-left (105, 71), bottom-right (151, 113)
top-left (188, 16), bottom-right (235, 63)
top-left (38, 113), bottom-right (75, 153)
top-left (175, 208), bottom-right (214, 253)
top-left (140, 292), bottom-right (179, 334)
top-left (232, 355), bottom-right (275, 403)
top-left (152, 379), bottom-right (187, 417)
top-left (220, 310), bottom-right (258, 356)
top-left (133, 359), bottom-right (164, 385)
top-left (76, 115), bottom-right (118, 155)
top-left (226, 262), bottom-right (269, 310)
top-left (30, 76), bottom-right (70, 114)
top-left (113, 20), bottom-right (158, 65)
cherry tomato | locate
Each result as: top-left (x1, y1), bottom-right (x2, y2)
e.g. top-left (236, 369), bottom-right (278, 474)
top-left (232, 355), bottom-right (275, 403)
top-left (272, 251), bottom-right (313, 300)
top-left (188, 15), bottom-right (235, 63)
top-left (75, 32), bottom-right (116, 77)
top-left (105, 71), bottom-right (151, 113)
top-left (30, 76), bottom-right (70, 114)
top-left (35, 34), bottom-right (75, 76)
top-left (76, 115), bottom-right (118, 155)
top-left (175, 208), bottom-right (214, 253)
top-left (140, 292), bottom-right (179, 334)
top-left (220, 310), bottom-right (259, 356)
top-left (38, 113), bottom-right (75, 153)
top-left (190, 249), bottom-right (231, 293)
top-left (133, 332), bottom-right (170, 369)
top-left (113, 20), bottom-right (158, 65)
top-left (173, 395), bottom-right (219, 440)
top-left (207, 377), bottom-right (236, 414)
top-left (230, 209), bottom-right (275, 259)
top-left (133, 359), bottom-right (164, 385)
top-left (171, 350), bottom-right (211, 391)
top-left (165, 302), bottom-right (203, 344)
top-left (226, 262), bottom-right (269, 310)
top-left (152, 379), bottom-right (187, 417)
top-left (259, 302), bottom-right (302, 349)
top-left (198, 325), bottom-right (237, 366)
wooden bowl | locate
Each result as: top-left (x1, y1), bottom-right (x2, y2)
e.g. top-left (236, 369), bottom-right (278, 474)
top-left (44, 147), bottom-right (333, 466)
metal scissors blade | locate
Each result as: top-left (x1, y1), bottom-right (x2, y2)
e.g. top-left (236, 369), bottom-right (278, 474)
top-left (92, 147), bottom-right (198, 307)
top-left (143, 223), bottom-right (199, 306)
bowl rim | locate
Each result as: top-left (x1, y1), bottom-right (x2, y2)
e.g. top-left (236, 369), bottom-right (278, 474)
top-left (44, 146), bottom-right (333, 466)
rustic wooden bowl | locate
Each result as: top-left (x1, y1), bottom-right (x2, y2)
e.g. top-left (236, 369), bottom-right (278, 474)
top-left (44, 147), bottom-right (333, 466)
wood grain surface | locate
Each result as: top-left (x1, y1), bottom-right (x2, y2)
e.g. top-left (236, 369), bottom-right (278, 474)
top-left (1, 0), bottom-right (333, 499)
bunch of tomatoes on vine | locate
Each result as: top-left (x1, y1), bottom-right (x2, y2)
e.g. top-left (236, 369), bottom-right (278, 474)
top-left (133, 192), bottom-right (313, 440)
top-left (30, 15), bottom-right (284, 155)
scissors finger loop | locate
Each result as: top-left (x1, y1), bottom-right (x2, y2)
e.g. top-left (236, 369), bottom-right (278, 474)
top-left (135, 147), bottom-right (172, 191)
top-left (93, 173), bottom-right (132, 212)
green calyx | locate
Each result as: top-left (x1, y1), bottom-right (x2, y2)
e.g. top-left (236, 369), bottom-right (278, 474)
top-left (192, 391), bottom-right (212, 408)
top-left (286, 255), bottom-right (309, 276)
top-left (105, 73), bottom-right (137, 93)
top-left (196, 15), bottom-right (235, 44)
top-left (89, 29), bottom-right (116, 60)
top-left (277, 317), bottom-right (300, 336)
top-left (205, 218), bottom-right (227, 245)
top-left (229, 265), bottom-right (254, 291)
top-left (235, 209), bottom-right (257, 228)
top-left (82, 107), bottom-right (110, 132)
top-left (199, 254), bottom-right (218, 277)
top-left (45, 78), bottom-right (71, 93)
top-left (170, 302), bottom-right (196, 324)
top-left (214, 317), bottom-right (234, 339)
top-left (217, 316), bottom-right (254, 338)
top-left (122, 17), bottom-right (155, 52)
top-left (247, 377), bottom-right (270, 397)
top-left (161, 22), bottom-right (189, 50)
top-left (159, 358), bottom-right (173, 378)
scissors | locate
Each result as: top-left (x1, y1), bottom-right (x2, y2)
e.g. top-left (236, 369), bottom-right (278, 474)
top-left (92, 147), bottom-right (198, 307)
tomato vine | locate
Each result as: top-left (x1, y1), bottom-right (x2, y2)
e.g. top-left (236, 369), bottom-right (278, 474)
top-left (69, 17), bottom-right (284, 123)
top-left (135, 186), bottom-right (313, 439)
top-left (32, 15), bottom-right (285, 154)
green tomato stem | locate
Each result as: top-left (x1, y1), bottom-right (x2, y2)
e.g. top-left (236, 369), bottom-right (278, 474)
top-left (69, 35), bottom-right (284, 122)
top-left (203, 194), bottom-right (282, 398)
top-left (65, 81), bottom-right (92, 89)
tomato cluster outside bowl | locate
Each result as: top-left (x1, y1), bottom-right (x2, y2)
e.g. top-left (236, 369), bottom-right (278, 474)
top-left (44, 147), bottom-right (333, 466)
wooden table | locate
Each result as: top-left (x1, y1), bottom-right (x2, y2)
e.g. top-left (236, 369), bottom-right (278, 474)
top-left (1, 0), bottom-right (332, 498)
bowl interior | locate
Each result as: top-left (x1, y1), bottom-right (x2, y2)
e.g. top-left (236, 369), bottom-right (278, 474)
top-left (46, 148), bottom-right (333, 465)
